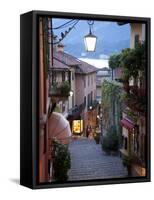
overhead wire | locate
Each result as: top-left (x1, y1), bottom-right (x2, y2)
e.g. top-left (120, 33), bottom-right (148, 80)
top-left (52, 19), bottom-right (77, 29)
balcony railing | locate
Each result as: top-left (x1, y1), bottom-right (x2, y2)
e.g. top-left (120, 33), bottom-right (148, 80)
top-left (49, 81), bottom-right (71, 97)
top-left (49, 68), bottom-right (71, 98)
top-left (123, 83), bottom-right (146, 113)
top-left (123, 83), bottom-right (146, 97)
top-left (124, 95), bottom-right (146, 113)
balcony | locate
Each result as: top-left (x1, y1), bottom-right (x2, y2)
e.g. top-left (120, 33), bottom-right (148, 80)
top-left (124, 93), bottom-right (146, 114)
top-left (122, 83), bottom-right (146, 114)
top-left (123, 82), bottom-right (146, 97)
top-left (129, 86), bottom-right (146, 97)
top-left (49, 81), bottom-right (71, 97)
top-left (49, 68), bottom-right (71, 99)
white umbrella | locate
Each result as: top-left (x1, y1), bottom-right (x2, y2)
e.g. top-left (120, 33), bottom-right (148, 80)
top-left (48, 112), bottom-right (72, 144)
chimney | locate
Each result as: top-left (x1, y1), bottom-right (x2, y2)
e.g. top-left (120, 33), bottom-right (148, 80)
top-left (56, 43), bottom-right (65, 52)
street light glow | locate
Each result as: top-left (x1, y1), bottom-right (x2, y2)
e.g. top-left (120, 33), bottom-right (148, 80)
top-left (69, 90), bottom-right (74, 97)
top-left (89, 106), bottom-right (92, 110)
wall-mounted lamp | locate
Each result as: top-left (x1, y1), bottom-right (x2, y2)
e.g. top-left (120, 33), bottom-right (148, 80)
top-left (69, 90), bottom-right (74, 97)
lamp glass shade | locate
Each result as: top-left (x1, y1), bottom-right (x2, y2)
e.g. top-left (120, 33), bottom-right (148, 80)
top-left (84, 33), bottom-right (97, 52)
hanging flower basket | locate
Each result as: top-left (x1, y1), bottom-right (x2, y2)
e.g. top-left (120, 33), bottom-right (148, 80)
top-left (50, 81), bottom-right (71, 97)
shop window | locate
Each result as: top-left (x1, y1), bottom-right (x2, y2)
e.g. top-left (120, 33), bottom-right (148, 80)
top-left (84, 77), bottom-right (86, 88)
top-left (91, 91), bottom-right (93, 104)
top-left (87, 93), bottom-right (90, 109)
top-left (88, 75), bottom-right (90, 86)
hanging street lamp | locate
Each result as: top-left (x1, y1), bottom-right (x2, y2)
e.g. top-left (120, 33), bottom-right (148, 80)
top-left (84, 20), bottom-right (97, 52)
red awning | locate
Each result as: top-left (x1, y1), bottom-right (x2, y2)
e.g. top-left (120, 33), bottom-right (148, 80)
top-left (120, 118), bottom-right (135, 130)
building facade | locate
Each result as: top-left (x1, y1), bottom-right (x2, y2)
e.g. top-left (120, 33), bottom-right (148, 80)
top-left (120, 23), bottom-right (146, 176)
top-left (52, 46), bottom-right (98, 136)
top-left (96, 67), bottom-right (111, 102)
top-left (75, 61), bottom-right (98, 135)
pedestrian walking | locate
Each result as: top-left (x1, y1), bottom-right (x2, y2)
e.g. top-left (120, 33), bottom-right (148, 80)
top-left (86, 124), bottom-right (92, 138)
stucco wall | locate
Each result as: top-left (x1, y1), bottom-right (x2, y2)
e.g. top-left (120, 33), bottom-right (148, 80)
top-left (84, 73), bottom-right (97, 111)
top-left (75, 72), bottom-right (96, 109)
top-left (75, 74), bottom-right (85, 105)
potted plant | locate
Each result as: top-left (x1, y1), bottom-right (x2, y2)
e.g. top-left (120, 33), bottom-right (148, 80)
top-left (122, 155), bottom-right (132, 176)
top-left (101, 126), bottom-right (119, 154)
top-left (53, 140), bottom-right (71, 182)
top-left (59, 81), bottom-right (71, 96)
top-left (50, 81), bottom-right (71, 97)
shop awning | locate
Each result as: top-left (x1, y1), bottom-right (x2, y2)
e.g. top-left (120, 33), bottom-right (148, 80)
top-left (120, 118), bottom-right (135, 130)
top-left (48, 112), bottom-right (72, 144)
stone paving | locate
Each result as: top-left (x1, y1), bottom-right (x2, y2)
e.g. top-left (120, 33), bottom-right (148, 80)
top-left (68, 137), bottom-right (128, 181)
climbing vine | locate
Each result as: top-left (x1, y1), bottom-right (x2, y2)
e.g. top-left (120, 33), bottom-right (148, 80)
top-left (101, 80), bottom-right (122, 131)
top-left (108, 42), bottom-right (146, 114)
top-left (101, 80), bottom-right (123, 150)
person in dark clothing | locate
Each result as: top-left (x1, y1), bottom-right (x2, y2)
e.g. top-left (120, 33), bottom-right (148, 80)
top-left (86, 124), bottom-right (92, 138)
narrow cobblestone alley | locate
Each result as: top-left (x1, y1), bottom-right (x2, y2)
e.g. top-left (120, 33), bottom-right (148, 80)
top-left (68, 137), bottom-right (128, 181)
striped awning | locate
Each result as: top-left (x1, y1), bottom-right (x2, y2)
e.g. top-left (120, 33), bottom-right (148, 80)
top-left (48, 112), bottom-right (72, 145)
top-left (120, 118), bottom-right (135, 130)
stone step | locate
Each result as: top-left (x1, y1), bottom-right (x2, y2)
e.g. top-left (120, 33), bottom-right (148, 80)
top-left (68, 138), bottom-right (127, 181)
